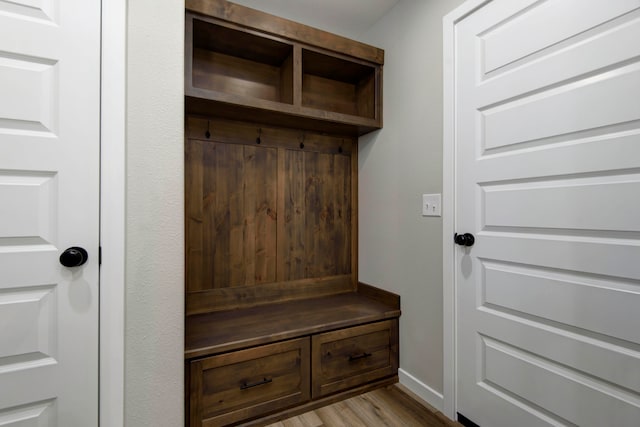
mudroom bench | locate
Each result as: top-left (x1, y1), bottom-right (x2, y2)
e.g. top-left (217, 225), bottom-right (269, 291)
top-left (184, 1), bottom-right (399, 426)
top-left (185, 284), bottom-right (400, 426)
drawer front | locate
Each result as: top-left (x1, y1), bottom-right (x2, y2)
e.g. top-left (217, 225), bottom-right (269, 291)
top-left (311, 320), bottom-right (398, 398)
top-left (189, 338), bottom-right (310, 427)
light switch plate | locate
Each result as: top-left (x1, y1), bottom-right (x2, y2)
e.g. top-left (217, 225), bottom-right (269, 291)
top-left (422, 193), bottom-right (441, 217)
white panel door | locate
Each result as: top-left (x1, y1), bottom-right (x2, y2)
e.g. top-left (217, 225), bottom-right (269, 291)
top-left (0, 0), bottom-right (100, 425)
top-left (454, 0), bottom-right (640, 426)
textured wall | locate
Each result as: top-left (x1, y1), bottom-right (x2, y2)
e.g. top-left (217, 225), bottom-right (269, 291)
top-left (125, 0), bottom-right (185, 425)
top-left (358, 0), bottom-right (465, 399)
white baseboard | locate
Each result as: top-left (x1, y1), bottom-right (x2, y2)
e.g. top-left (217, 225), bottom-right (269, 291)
top-left (398, 368), bottom-right (444, 412)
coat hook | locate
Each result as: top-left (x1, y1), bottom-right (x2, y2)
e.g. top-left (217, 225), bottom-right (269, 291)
top-left (299, 134), bottom-right (305, 149)
top-left (205, 121), bottom-right (211, 139)
top-left (256, 128), bottom-right (262, 145)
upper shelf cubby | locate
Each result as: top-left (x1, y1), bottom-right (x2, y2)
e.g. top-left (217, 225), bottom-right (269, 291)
top-left (191, 18), bottom-right (294, 104)
top-left (185, 0), bottom-right (384, 136)
top-left (302, 49), bottom-right (376, 119)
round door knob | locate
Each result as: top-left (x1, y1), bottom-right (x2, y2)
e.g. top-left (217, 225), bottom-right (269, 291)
top-left (454, 233), bottom-right (475, 247)
top-left (59, 247), bottom-right (88, 267)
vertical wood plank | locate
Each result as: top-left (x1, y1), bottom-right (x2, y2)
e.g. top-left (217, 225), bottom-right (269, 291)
top-left (317, 152), bottom-right (335, 277)
top-left (351, 144), bottom-right (358, 289)
top-left (243, 145), bottom-right (257, 286)
top-left (229, 144), bottom-right (245, 287)
top-left (335, 152), bottom-right (351, 275)
top-left (185, 139), bottom-right (205, 292)
top-left (280, 51), bottom-right (294, 104)
top-left (202, 141), bottom-right (218, 290)
top-left (293, 45), bottom-right (302, 107)
top-left (304, 151), bottom-right (319, 278)
top-left (254, 146), bottom-right (278, 284)
top-left (277, 147), bottom-right (286, 282)
top-left (186, 119), bottom-right (359, 309)
top-left (284, 149), bottom-right (306, 281)
top-left (212, 142), bottom-right (230, 288)
top-left (189, 361), bottom-right (203, 427)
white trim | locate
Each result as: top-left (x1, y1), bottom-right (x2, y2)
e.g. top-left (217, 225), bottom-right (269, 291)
top-left (398, 369), bottom-right (444, 412)
top-left (100, 0), bottom-right (126, 425)
top-left (442, 0), bottom-right (492, 420)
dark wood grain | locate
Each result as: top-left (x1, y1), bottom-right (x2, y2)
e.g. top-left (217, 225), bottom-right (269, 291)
top-left (311, 320), bottom-right (398, 398)
top-left (185, 118), bottom-right (356, 314)
top-left (192, 16), bottom-right (293, 65)
top-left (185, 138), bottom-right (278, 293)
top-left (185, 138), bottom-right (205, 292)
top-left (302, 48), bottom-right (376, 83)
top-left (185, 6), bottom-right (383, 136)
top-left (280, 52), bottom-right (294, 104)
top-left (351, 148), bottom-right (359, 286)
top-left (335, 154), bottom-right (351, 275)
top-left (292, 46), bottom-right (302, 107)
top-left (186, 96), bottom-right (380, 136)
top-left (282, 149), bottom-right (306, 281)
top-left (356, 72), bottom-right (376, 120)
top-left (185, 292), bottom-right (401, 359)
top-left (357, 282), bottom-right (400, 310)
top-left (297, 151), bottom-right (351, 279)
top-left (193, 49), bottom-right (286, 102)
top-left (190, 338), bottom-right (310, 427)
top-left (186, 0), bottom-right (384, 65)
top-left (302, 74), bottom-right (358, 117)
top-left (186, 117), bottom-right (355, 154)
top-left (186, 275), bottom-right (353, 315)
top-left (185, 93), bottom-right (380, 136)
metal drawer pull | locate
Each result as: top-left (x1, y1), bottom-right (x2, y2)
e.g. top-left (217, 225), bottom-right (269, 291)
top-left (348, 352), bottom-right (372, 362)
top-left (240, 377), bottom-right (273, 390)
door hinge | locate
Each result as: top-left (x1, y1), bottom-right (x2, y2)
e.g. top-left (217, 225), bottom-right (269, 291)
top-left (99, 246), bottom-right (102, 266)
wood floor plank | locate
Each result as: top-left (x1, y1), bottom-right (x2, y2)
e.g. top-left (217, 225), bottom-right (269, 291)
top-left (363, 389), bottom-right (436, 426)
top-left (298, 412), bottom-right (324, 427)
top-left (281, 411), bottom-right (324, 427)
top-left (315, 405), bottom-right (350, 427)
top-left (265, 386), bottom-right (462, 427)
top-left (349, 393), bottom-right (404, 427)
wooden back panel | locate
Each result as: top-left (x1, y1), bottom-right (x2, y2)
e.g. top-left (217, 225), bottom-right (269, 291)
top-left (186, 117), bottom-right (357, 314)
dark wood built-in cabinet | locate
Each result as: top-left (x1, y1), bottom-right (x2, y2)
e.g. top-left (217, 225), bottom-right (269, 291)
top-left (184, 1), bottom-right (398, 426)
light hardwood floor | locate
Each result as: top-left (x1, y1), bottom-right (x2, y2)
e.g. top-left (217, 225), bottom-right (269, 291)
top-left (264, 386), bottom-right (461, 427)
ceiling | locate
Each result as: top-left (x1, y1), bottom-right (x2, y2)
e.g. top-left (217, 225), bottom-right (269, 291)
top-left (229, 0), bottom-right (400, 39)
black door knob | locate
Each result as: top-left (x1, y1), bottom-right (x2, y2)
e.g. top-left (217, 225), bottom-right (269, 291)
top-left (60, 247), bottom-right (89, 267)
top-left (454, 233), bottom-right (475, 247)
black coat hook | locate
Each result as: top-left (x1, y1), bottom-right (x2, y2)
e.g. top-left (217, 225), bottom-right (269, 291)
top-left (205, 121), bottom-right (211, 139)
top-left (256, 128), bottom-right (262, 144)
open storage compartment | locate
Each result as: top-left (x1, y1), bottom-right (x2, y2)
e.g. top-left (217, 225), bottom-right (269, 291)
top-left (189, 16), bottom-right (294, 104)
top-left (302, 49), bottom-right (377, 119)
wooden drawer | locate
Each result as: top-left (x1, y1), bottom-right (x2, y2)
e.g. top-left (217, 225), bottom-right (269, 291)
top-left (311, 319), bottom-right (398, 398)
top-left (189, 338), bottom-right (310, 427)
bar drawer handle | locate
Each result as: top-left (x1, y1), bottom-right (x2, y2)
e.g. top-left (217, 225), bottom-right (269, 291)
top-left (240, 377), bottom-right (272, 390)
top-left (348, 352), bottom-right (372, 362)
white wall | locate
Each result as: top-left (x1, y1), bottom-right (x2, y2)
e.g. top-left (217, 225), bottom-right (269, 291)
top-left (125, 1), bottom-right (185, 425)
top-left (358, 0), bottom-right (465, 407)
